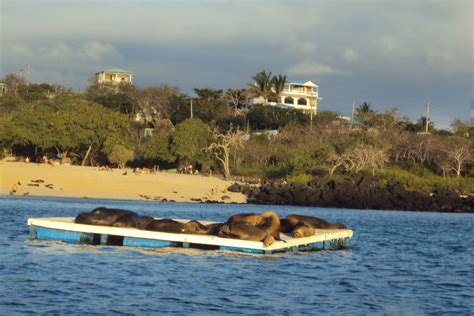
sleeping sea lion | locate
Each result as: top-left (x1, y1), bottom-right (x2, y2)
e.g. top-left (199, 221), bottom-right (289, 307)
top-left (185, 220), bottom-right (209, 234)
top-left (226, 213), bottom-right (265, 225)
top-left (144, 219), bottom-right (189, 233)
top-left (279, 217), bottom-right (300, 233)
top-left (205, 222), bottom-right (225, 235)
top-left (74, 207), bottom-right (138, 226)
top-left (111, 213), bottom-right (141, 228)
top-left (134, 215), bottom-right (155, 229)
top-left (257, 211), bottom-right (281, 241)
top-left (217, 222), bottom-right (275, 246)
top-left (286, 214), bottom-right (347, 229)
top-left (291, 223), bottom-right (316, 238)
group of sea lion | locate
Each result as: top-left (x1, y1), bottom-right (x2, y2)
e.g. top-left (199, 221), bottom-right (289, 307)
top-left (75, 207), bottom-right (348, 247)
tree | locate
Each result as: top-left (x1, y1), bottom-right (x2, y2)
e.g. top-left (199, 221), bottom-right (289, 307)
top-left (137, 85), bottom-right (181, 121)
top-left (192, 88), bottom-right (230, 124)
top-left (451, 118), bottom-right (472, 137)
top-left (248, 70), bottom-right (272, 103)
top-left (247, 104), bottom-right (309, 130)
top-left (326, 145), bottom-right (387, 175)
top-left (2, 96), bottom-right (131, 164)
top-left (171, 119), bottom-right (213, 166)
top-left (107, 145), bottom-right (134, 168)
top-left (141, 126), bottom-right (175, 163)
top-left (3, 74), bottom-right (27, 95)
top-left (225, 88), bottom-right (248, 114)
top-left (444, 137), bottom-right (473, 177)
top-left (94, 93), bottom-right (136, 117)
top-left (167, 94), bottom-right (192, 124)
top-left (356, 102), bottom-right (375, 125)
top-left (205, 127), bottom-right (245, 179)
top-left (270, 74), bottom-right (287, 102)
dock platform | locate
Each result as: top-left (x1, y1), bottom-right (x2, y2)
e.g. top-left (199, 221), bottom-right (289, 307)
top-left (28, 217), bottom-right (353, 254)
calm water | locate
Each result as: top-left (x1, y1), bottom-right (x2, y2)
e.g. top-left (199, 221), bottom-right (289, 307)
top-left (0, 196), bottom-right (473, 315)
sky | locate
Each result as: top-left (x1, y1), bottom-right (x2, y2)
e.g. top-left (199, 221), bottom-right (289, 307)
top-left (1, 0), bottom-right (473, 129)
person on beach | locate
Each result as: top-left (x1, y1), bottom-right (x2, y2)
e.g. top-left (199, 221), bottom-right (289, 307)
top-left (10, 183), bottom-right (18, 195)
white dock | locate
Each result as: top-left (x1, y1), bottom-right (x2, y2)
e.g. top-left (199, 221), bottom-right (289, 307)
top-left (28, 217), bottom-right (353, 254)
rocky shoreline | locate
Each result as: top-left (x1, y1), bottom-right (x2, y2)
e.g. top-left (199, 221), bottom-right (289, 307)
top-left (228, 176), bottom-right (474, 213)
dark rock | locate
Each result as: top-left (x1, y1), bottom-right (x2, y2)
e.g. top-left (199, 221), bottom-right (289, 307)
top-left (240, 176), bottom-right (473, 213)
top-left (227, 183), bottom-right (242, 192)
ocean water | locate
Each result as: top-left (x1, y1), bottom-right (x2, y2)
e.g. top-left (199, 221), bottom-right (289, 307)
top-left (0, 196), bottom-right (473, 315)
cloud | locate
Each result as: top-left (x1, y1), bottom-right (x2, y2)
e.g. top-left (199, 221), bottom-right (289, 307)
top-left (287, 62), bottom-right (351, 76)
top-left (5, 41), bottom-right (121, 63)
top-left (1, 0), bottom-right (471, 126)
top-left (342, 48), bottom-right (359, 62)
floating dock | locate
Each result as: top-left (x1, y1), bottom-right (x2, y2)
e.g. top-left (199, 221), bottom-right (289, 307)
top-left (28, 217), bottom-right (353, 254)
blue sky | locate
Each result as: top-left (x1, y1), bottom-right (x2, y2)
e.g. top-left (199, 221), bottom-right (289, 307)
top-left (1, 0), bottom-right (472, 129)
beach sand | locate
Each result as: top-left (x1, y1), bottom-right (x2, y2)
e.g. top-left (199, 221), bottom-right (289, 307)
top-left (0, 162), bottom-right (246, 203)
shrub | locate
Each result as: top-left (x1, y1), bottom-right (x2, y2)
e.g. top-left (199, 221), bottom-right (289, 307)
top-left (287, 173), bottom-right (312, 184)
top-left (107, 145), bottom-right (134, 168)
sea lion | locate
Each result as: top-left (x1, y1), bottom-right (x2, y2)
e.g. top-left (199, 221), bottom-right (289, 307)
top-left (205, 222), bottom-right (225, 235)
top-left (74, 207), bottom-right (138, 226)
top-left (144, 219), bottom-right (189, 233)
top-left (135, 216), bottom-right (155, 229)
top-left (286, 214), bottom-right (347, 229)
top-left (257, 211), bottom-right (281, 241)
top-left (291, 223), bottom-right (316, 238)
top-left (217, 222), bottom-right (275, 246)
top-left (185, 220), bottom-right (209, 234)
top-left (111, 213), bottom-right (141, 228)
top-left (226, 213), bottom-right (265, 225)
top-left (279, 217), bottom-right (300, 233)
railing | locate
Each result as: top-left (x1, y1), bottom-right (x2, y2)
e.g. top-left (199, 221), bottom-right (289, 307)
top-left (283, 88), bottom-right (318, 95)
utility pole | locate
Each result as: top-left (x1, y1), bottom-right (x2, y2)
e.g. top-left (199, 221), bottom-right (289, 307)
top-left (190, 99), bottom-right (193, 119)
top-left (351, 101), bottom-right (355, 129)
top-left (425, 101), bottom-right (431, 133)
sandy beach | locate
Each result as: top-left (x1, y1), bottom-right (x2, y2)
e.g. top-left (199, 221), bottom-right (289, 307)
top-left (0, 162), bottom-right (246, 203)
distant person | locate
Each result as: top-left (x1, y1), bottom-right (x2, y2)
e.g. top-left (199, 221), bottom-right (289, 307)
top-left (10, 183), bottom-right (18, 195)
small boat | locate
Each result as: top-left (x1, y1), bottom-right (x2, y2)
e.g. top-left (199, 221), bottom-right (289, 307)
top-left (28, 217), bottom-right (353, 254)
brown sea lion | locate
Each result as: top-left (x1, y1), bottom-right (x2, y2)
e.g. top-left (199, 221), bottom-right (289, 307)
top-left (257, 211), bottom-right (281, 241)
top-left (226, 213), bottom-right (265, 225)
top-left (205, 223), bottom-right (225, 235)
top-left (145, 219), bottom-right (189, 233)
top-left (286, 214), bottom-right (347, 229)
top-left (134, 216), bottom-right (155, 229)
top-left (185, 220), bottom-right (209, 234)
top-left (291, 223), bottom-right (316, 238)
top-left (279, 217), bottom-right (300, 233)
top-left (74, 207), bottom-right (138, 226)
top-left (217, 222), bottom-right (275, 246)
top-left (111, 213), bottom-right (142, 228)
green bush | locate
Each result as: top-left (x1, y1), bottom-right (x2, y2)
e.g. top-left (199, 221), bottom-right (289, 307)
top-left (287, 173), bottom-right (312, 184)
top-left (379, 168), bottom-right (474, 195)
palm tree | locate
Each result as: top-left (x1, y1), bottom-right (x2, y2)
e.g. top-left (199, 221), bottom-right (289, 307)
top-left (356, 102), bottom-right (375, 126)
top-left (247, 70), bottom-right (272, 104)
top-left (270, 74), bottom-right (287, 103)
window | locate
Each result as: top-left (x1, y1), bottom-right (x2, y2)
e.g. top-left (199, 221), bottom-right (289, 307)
top-left (284, 97), bottom-right (294, 104)
top-left (297, 98), bottom-right (307, 106)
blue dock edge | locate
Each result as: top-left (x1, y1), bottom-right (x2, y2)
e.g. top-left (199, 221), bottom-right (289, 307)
top-left (29, 226), bottom-right (351, 254)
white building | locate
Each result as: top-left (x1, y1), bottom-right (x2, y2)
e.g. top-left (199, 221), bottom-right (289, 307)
top-left (251, 80), bottom-right (321, 114)
top-left (95, 69), bottom-right (133, 85)
top-left (0, 82), bottom-right (7, 95)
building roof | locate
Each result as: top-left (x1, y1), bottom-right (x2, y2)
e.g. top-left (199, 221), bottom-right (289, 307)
top-left (288, 80), bottom-right (318, 87)
top-left (96, 68), bottom-right (132, 74)
top-left (303, 80), bottom-right (318, 87)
